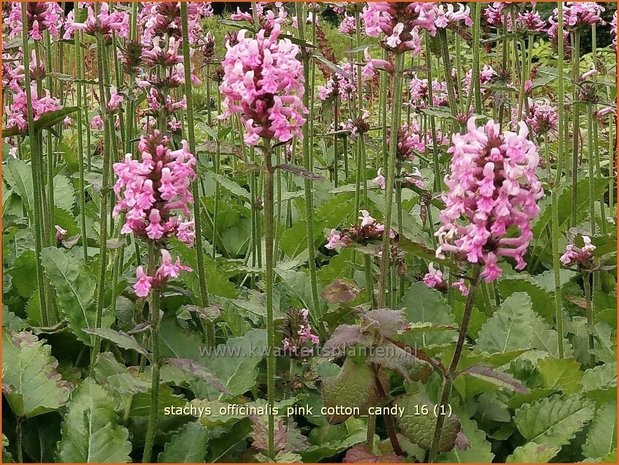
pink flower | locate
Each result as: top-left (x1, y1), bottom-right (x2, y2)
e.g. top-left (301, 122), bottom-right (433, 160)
top-left (64, 2), bottom-right (129, 38)
top-left (560, 236), bottom-right (596, 268)
top-left (423, 262), bottom-right (445, 289)
top-left (134, 266), bottom-right (153, 297)
top-left (107, 87), bottom-right (124, 112)
top-left (339, 14), bottom-right (357, 34)
top-left (5, 84), bottom-right (61, 135)
top-left (362, 2), bottom-right (437, 52)
top-left (526, 101), bottom-right (559, 136)
top-left (325, 229), bottom-right (349, 250)
top-left (452, 279), bottom-right (469, 296)
top-left (435, 117), bottom-right (543, 282)
top-left (55, 225), bottom-right (68, 241)
top-left (373, 169), bottom-right (386, 189)
top-left (7, 2), bottom-right (64, 41)
top-left (435, 3), bottom-right (473, 29)
top-left (91, 115), bottom-right (104, 130)
top-left (611, 12), bottom-right (617, 47)
top-left (157, 249), bottom-right (192, 279)
top-left (220, 24), bottom-right (307, 146)
top-left (112, 131), bottom-right (196, 244)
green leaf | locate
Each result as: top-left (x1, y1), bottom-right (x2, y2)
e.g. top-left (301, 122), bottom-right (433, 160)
top-left (532, 177), bottom-right (609, 237)
top-left (2, 330), bottom-right (72, 418)
top-left (33, 106), bottom-right (79, 133)
top-left (399, 282), bottom-right (456, 347)
top-left (40, 247), bottom-right (109, 345)
top-left (506, 442), bottom-right (560, 463)
top-left (211, 172), bottom-right (250, 199)
top-left (442, 416), bottom-right (494, 463)
top-left (515, 394), bottom-right (594, 449)
top-left (476, 293), bottom-right (535, 353)
top-left (58, 378), bottom-right (132, 463)
top-left (2, 434), bottom-right (13, 463)
top-left (459, 364), bottom-right (528, 394)
top-left (3, 158), bottom-right (33, 214)
top-left (582, 402), bottom-right (617, 460)
top-left (53, 174), bottom-right (76, 212)
top-left (394, 392), bottom-right (461, 452)
top-left (581, 362), bottom-right (617, 403)
top-left (82, 328), bottom-right (148, 356)
top-left (497, 275), bottom-right (555, 322)
top-left (537, 358), bottom-right (582, 394)
top-left (93, 352), bottom-right (150, 396)
top-left (158, 422), bottom-right (209, 463)
top-left (202, 329), bottom-right (267, 398)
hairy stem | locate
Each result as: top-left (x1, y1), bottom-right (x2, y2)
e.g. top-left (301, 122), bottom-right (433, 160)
top-left (429, 265), bottom-right (482, 462)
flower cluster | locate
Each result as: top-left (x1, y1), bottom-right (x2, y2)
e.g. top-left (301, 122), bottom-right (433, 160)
top-left (435, 3), bottom-right (472, 29)
top-left (422, 263), bottom-right (469, 296)
top-left (220, 24), bottom-right (307, 146)
top-left (5, 83), bottom-right (61, 134)
top-left (525, 100), bottom-right (559, 137)
top-left (63, 2), bottom-right (129, 39)
top-left (394, 123), bottom-right (425, 161)
top-left (318, 62), bottom-right (357, 102)
top-left (361, 2), bottom-right (437, 53)
top-left (560, 236), bottom-right (596, 269)
top-left (138, 2), bottom-right (212, 47)
top-left (7, 2), bottom-right (64, 40)
top-left (435, 117), bottom-right (543, 282)
top-left (134, 249), bottom-right (192, 297)
top-left (409, 74), bottom-right (449, 109)
top-left (563, 2), bottom-right (605, 29)
top-left (326, 210), bottom-right (396, 250)
top-left (230, 2), bottom-right (287, 32)
top-left (282, 307), bottom-right (320, 356)
top-left (112, 130), bottom-right (196, 245)
top-left (461, 64), bottom-right (498, 96)
top-left (338, 14), bottom-right (357, 34)
top-left (373, 167), bottom-right (425, 191)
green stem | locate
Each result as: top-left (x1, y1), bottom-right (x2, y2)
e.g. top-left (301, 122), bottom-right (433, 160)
top-left (181, 2), bottom-right (214, 347)
top-left (142, 242), bottom-right (161, 463)
top-left (429, 265), bottom-right (482, 462)
top-left (583, 271), bottom-right (595, 365)
top-left (75, 21), bottom-right (88, 264)
top-left (587, 104), bottom-right (596, 236)
top-left (297, 4), bottom-right (321, 319)
top-left (570, 30), bottom-right (581, 226)
top-left (378, 53), bottom-right (404, 308)
top-left (471, 3), bottom-right (482, 114)
top-left (263, 140), bottom-right (276, 459)
top-left (552, 2), bottom-right (566, 360)
top-left (22, 2), bottom-right (50, 326)
top-left (91, 15), bottom-right (113, 366)
top-left (425, 37), bottom-right (441, 191)
top-left (16, 416), bottom-right (24, 463)
top-left (438, 28), bottom-right (458, 120)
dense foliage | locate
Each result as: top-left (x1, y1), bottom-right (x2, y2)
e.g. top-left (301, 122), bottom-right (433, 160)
top-left (2, 2), bottom-right (617, 463)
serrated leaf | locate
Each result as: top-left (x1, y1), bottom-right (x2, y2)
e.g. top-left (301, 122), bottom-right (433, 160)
top-left (537, 358), bottom-right (582, 394)
top-left (394, 392), bottom-right (461, 452)
top-left (442, 415), bottom-right (494, 463)
top-left (82, 328), bottom-right (148, 356)
top-left (2, 330), bottom-right (72, 418)
top-left (497, 275), bottom-right (555, 322)
top-left (506, 442), bottom-right (560, 463)
top-left (58, 378), bottom-right (132, 462)
top-left (476, 293), bottom-right (534, 354)
top-left (40, 247), bottom-right (103, 345)
top-left (167, 358), bottom-right (229, 394)
top-left (582, 402), bottom-right (617, 460)
top-left (367, 340), bottom-right (433, 382)
top-left (581, 362), bottom-right (617, 402)
top-left (93, 352), bottom-right (149, 396)
top-left (53, 174), bottom-right (76, 212)
top-left (399, 282), bottom-right (455, 347)
top-left (3, 158), bottom-right (33, 215)
top-left (322, 324), bottom-right (374, 357)
top-left (515, 394), bottom-right (594, 449)
top-left (158, 422), bottom-right (209, 463)
top-left (459, 364), bottom-right (528, 394)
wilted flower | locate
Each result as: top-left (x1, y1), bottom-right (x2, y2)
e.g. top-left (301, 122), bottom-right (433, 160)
top-left (282, 307), bottom-right (320, 356)
top-left (325, 210), bottom-right (396, 251)
top-left (526, 100), bottom-right (559, 136)
top-left (220, 24), bottom-right (307, 146)
top-left (435, 117), bottom-right (543, 282)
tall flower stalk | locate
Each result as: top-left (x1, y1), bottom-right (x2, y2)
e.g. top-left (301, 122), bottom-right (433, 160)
top-left (220, 23), bottom-right (307, 458)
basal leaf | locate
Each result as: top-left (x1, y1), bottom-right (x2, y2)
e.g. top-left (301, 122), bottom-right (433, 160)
top-left (537, 358), bottom-right (582, 394)
top-left (41, 247), bottom-right (107, 345)
top-left (2, 330), bottom-right (72, 418)
top-left (158, 422), bottom-right (209, 463)
top-left (497, 275), bottom-right (555, 322)
top-left (515, 394), bottom-right (594, 449)
top-left (58, 378), bottom-right (132, 463)
top-left (506, 442), bottom-right (560, 463)
top-left (459, 364), bottom-right (528, 394)
top-left (476, 293), bottom-right (534, 354)
top-left (82, 328), bottom-right (148, 356)
top-left (582, 402), bottom-right (617, 460)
